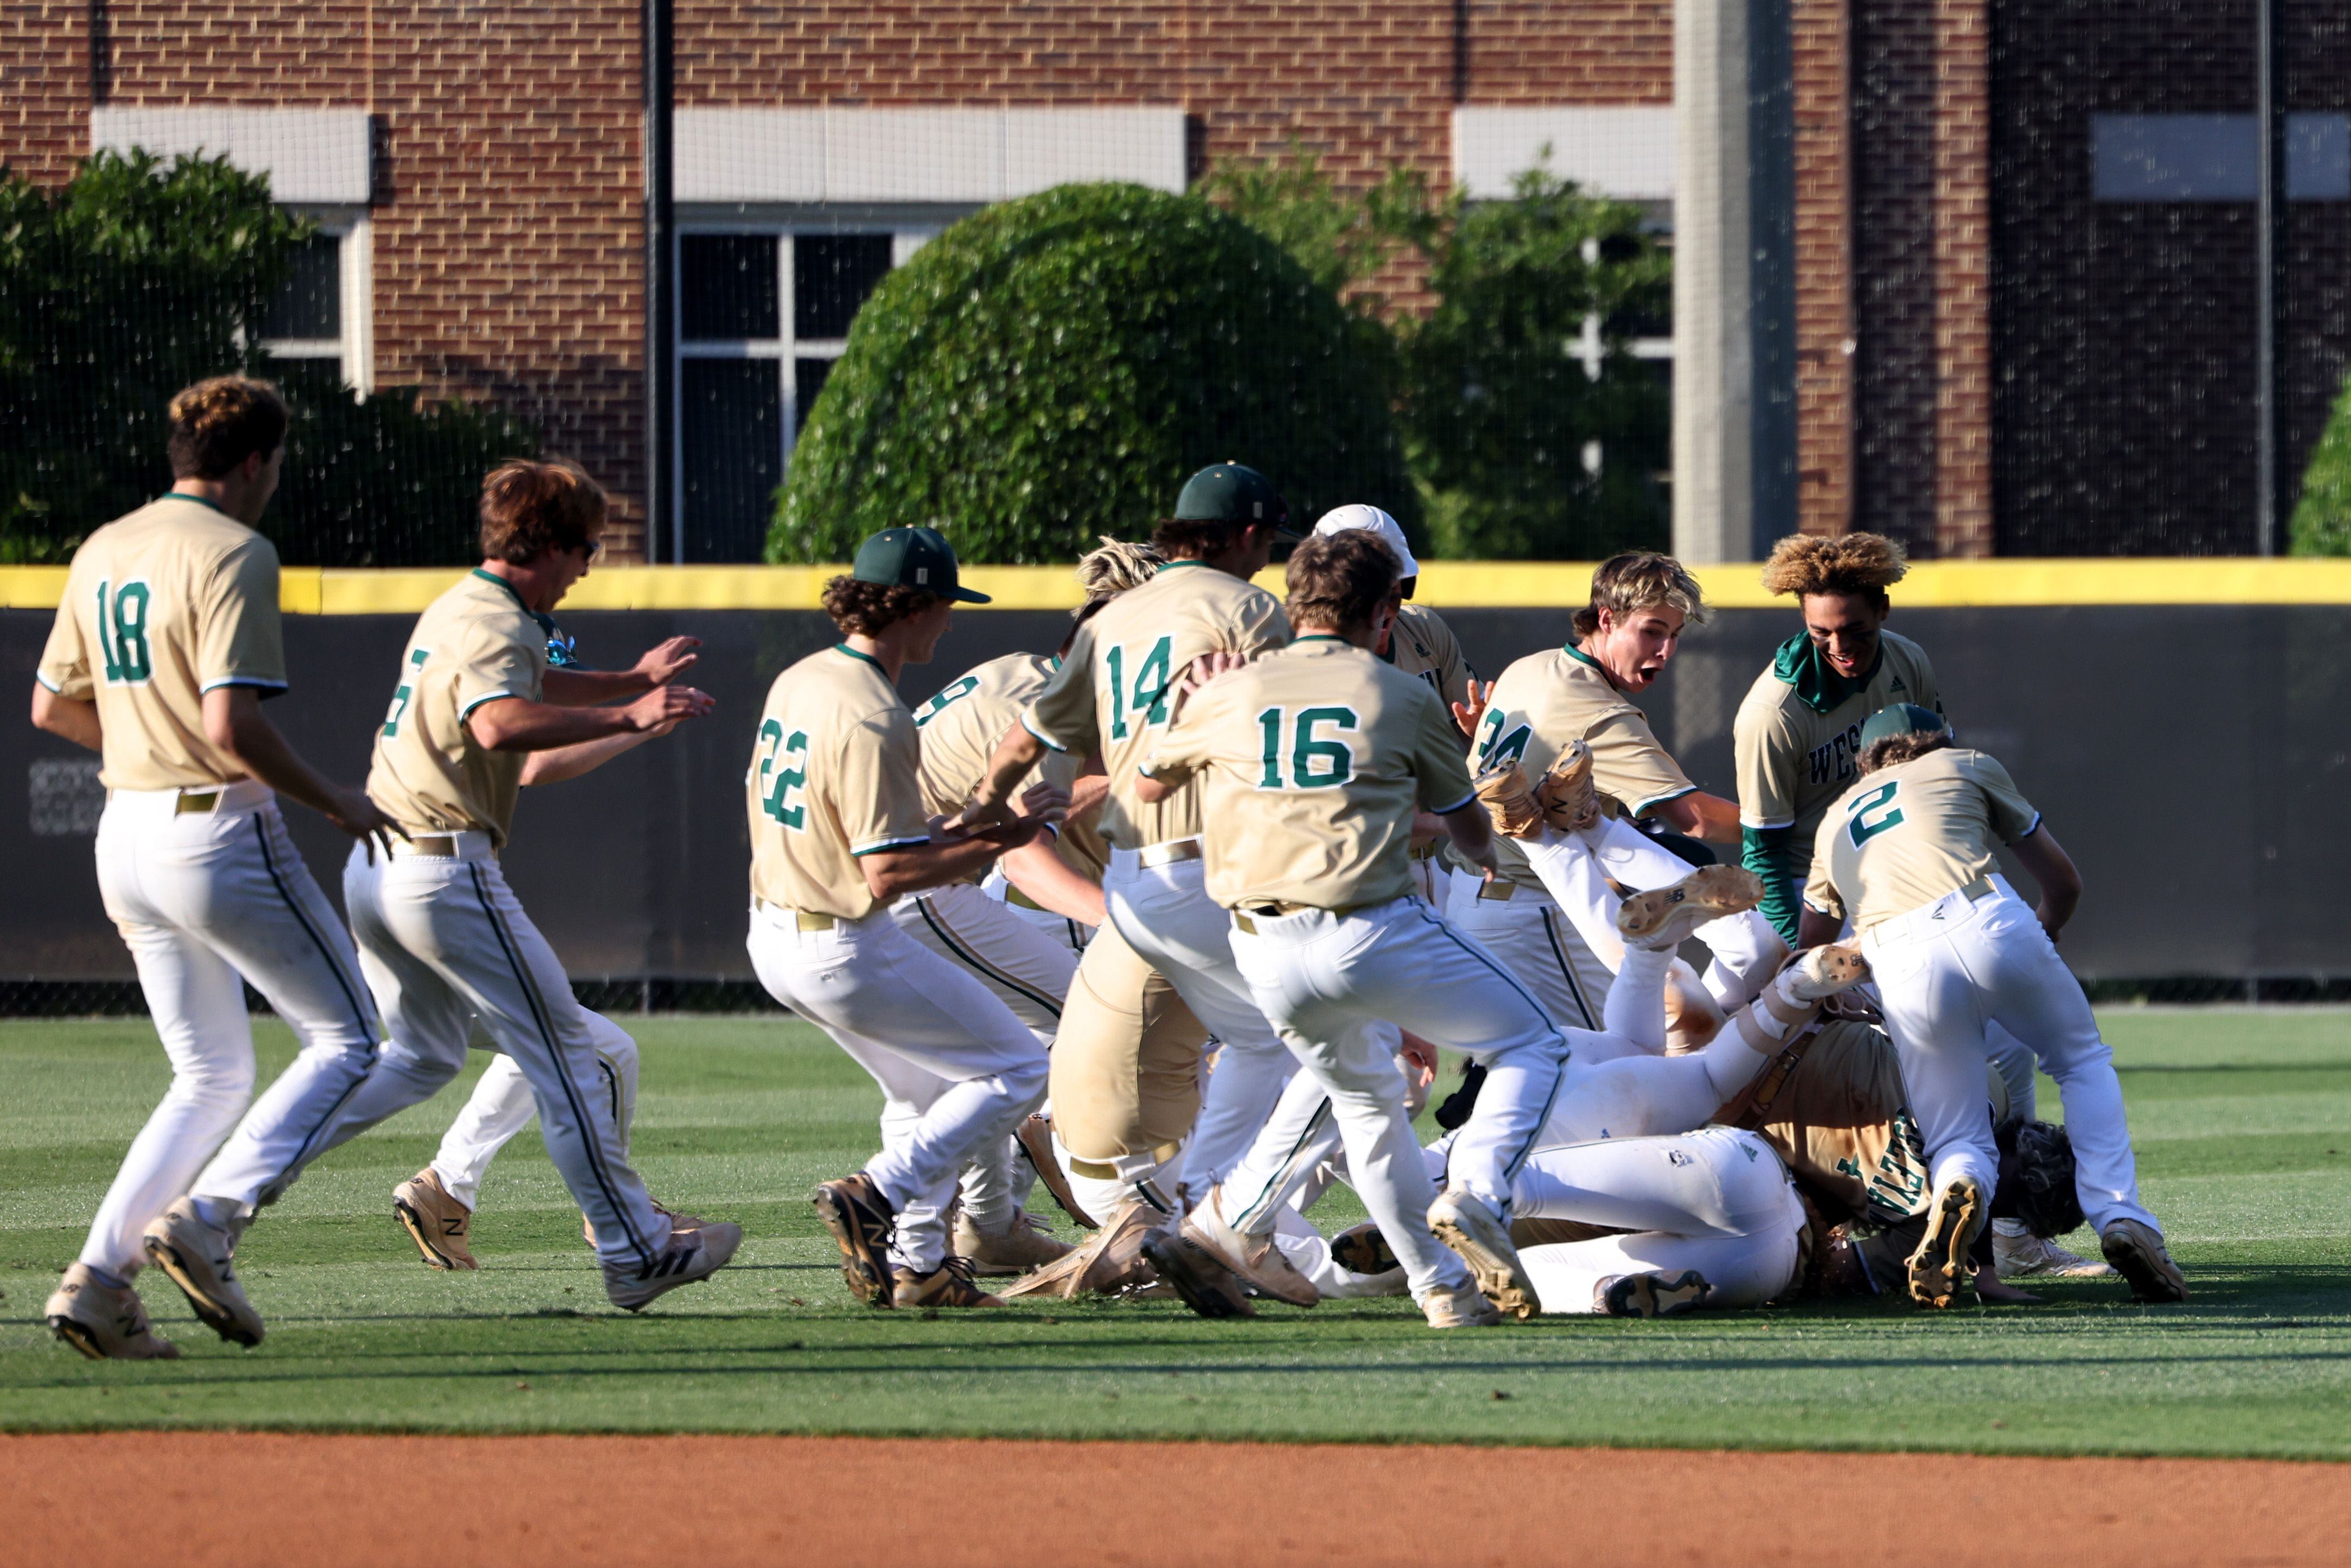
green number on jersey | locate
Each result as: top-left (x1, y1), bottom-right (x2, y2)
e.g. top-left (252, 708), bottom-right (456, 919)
top-left (753, 718), bottom-right (811, 830)
top-left (1105, 635), bottom-right (1173, 741)
top-left (1845, 779), bottom-right (1905, 847)
top-left (1471, 706), bottom-right (1530, 772)
top-left (95, 578), bottom-right (153, 685)
top-left (1252, 704), bottom-right (1359, 790)
top-left (379, 647), bottom-right (430, 737)
top-left (914, 675), bottom-right (980, 728)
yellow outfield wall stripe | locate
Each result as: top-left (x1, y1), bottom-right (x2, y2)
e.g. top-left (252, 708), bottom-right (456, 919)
top-left (9, 558), bottom-right (2351, 613)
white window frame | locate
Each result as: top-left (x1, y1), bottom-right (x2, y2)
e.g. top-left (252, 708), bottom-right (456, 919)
top-left (671, 205), bottom-right (965, 559)
top-left (259, 205), bottom-right (374, 394)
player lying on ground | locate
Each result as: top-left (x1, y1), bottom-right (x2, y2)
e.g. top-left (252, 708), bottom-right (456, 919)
top-left (1799, 703), bottom-right (2184, 1305)
top-left (36, 377), bottom-right (399, 1361)
top-left (145, 459), bottom-right (739, 1341)
top-left (752, 527), bottom-right (1064, 1310)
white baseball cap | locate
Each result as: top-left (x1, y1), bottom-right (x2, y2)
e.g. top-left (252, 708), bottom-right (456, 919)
top-left (1312, 504), bottom-right (1419, 578)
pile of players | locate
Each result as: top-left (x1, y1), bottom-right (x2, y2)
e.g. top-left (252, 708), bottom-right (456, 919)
top-left (36, 377), bottom-right (2185, 1360)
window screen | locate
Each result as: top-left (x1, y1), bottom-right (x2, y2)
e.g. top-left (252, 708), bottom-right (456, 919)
top-left (793, 234), bottom-right (893, 340)
top-left (682, 234), bottom-right (780, 341)
top-left (264, 233), bottom-right (342, 341)
top-left (682, 358), bottom-right (781, 562)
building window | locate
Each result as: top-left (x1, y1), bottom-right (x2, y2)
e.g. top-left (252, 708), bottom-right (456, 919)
top-left (259, 209), bottom-right (373, 391)
top-left (676, 223), bottom-right (929, 562)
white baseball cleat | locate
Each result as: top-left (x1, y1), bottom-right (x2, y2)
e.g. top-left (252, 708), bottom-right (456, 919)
top-left (1993, 1229), bottom-right (2114, 1279)
top-left (1616, 866), bottom-right (1765, 952)
top-left (46, 1264), bottom-right (180, 1361)
top-left (392, 1167), bottom-right (479, 1271)
top-left (1182, 1185), bottom-right (1319, 1307)
top-left (603, 1216), bottom-right (742, 1311)
top-left (1427, 1188), bottom-right (1540, 1321)
top-left (141, 1198), bottom-right (264, 1348)
top-left (1421, 1280), bottom-right (1504, 1328)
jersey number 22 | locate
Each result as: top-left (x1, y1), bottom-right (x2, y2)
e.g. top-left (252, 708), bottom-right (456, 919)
top-left (752, 719), bottom-right (811, 830)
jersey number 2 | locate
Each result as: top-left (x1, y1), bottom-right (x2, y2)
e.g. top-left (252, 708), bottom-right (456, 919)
top-left (380, 648), bottom-right (430, 737)
top-left (753, 719), bottom-right (811, 830)
top-left (95, 578), bottom-right (152, 685)
top-left (1845, 780), bottom-right (1905, 847)
top-left (1256, 705), bottom-right (1359, 789)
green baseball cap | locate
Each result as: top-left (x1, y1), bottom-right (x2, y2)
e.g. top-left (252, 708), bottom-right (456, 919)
top-left (1173, 462), bottom-right (1298, 537)
top-left (851, 525), bottom-right (990, 604)
top-left (1858, 703), bottom-right (1947, 749)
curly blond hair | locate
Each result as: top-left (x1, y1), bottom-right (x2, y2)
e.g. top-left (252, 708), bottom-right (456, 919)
top-left (1761, 532), bottom-right (1908, 599)
top-left (1075, 537), bottom-right (1162, 598)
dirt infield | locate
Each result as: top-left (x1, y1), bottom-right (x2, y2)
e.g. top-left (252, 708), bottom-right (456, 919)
top-left (7, 1432), bottom-right (2342, 1566)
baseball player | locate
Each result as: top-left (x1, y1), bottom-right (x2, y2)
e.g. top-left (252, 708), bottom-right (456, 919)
top-left (1734, 533), bottom-right (2093, 1280)
top-left (36, 377), bottom-right (396, 1360)
top-left (757, 527), bottom-right (1061, 1310)
top-left (1132, 527), bottom-right (1554, 1325)
top-left (959, 463), bottom-right (1298, 1225)
top-left (1799, 703), bottom-right (2185, 1306)
top-left (163, 458), bottom-right (739, 1334)
top-left (1461, 553), bottom-right (1786, 1031)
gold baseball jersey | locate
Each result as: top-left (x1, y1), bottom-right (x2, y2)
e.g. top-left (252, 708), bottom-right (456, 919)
top-left (1140, 636), bottom-right (1477, 911)
top-left (36, 494), bottom-right (288, 791)
top-left (913, 651), bottom-right (1105, 883)
top-left (1465, 643), bottom-right (1696, 891)
top-left (1723, 1015), bottom-right (2009, 1228)
top-left (366, 569), bottom-right (554, 847)
top-left (1803, 747), bottom-right (2042, 935)
top-left (747, 643), bottom-right (932, 921)
top-left (1733, 629), bottom-right (1941, 868)
top-left (1380, 602), bottom-right (1476, 714)
top-left (1022, 560), bottom-right (1290, 851)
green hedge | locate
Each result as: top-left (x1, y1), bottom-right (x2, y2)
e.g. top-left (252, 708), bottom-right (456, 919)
top-left (2292, 371), bottom-right (2351, 556)
top-left (769, 182), bottom-right (1415, 564)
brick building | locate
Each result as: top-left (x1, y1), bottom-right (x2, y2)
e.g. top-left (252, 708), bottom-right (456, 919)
top-left (3, 0), bottom-right (2347, 560)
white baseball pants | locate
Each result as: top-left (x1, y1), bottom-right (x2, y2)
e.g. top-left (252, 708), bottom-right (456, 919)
top-left (1863, 878), bottom-right (2158, 1235)
top-left (266, 839), bottom-right (678, 1273)
top-left (429, 1012), bottom-right (639, 1210)
top-left (1105, 849), bottom-right (1298, 1194)
top-left (980, 866), bottom-right (1095, 954)
top-left (1521, 820), bottom-right (1786, 1009)
top-left (1231, 895), bottom-right (1575, 1300)
top-left (890, 882), bottom-right (1077, 1231)
top-left (1514, 1127), bottom-right (1806, 1313)
top-left (78, 782), bottom-right (380, 1278)
top-left (1441, 877), bottom-right (1608, 1030)
top-left (747, 901), bottom-right (1047, 1274)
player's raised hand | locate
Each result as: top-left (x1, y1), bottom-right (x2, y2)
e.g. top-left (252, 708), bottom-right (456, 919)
top-left (625, 684), bottom-right (714, 731)
top-left (1451, 678), bottom-right (1494, 741)
top-left (1016, 780), bottom-right (1071, 825)
top-left (631, 635), bottom-right (702, 687)
top-left (1167, 649), bottom-right (1246, 726)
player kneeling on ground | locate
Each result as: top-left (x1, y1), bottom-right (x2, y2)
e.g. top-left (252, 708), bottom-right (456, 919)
top-left (1799, 704), bottom-right (2184, 1306)
top-left (1133, 530), bottom-right (1571, 1327)
top-left (750, 527), bottom-right (1062, 1310)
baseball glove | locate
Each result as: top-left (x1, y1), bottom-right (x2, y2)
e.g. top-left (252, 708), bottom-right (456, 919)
top-left (1535, 740), bottom-right (1600, 833)
top-left (1473, 762), bottom-right (1545, 838)
top-left (1999, 1119), bottom-right (2085, 1239)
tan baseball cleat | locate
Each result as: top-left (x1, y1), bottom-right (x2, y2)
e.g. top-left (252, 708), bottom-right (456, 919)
top-left (1427, 1188), bottom-right (1541, 1321)
top-left (892, 1255), bottom-right (1005, 1309)
top-left (1536, 740), bottom-right (1600, 833)
top-left (955, 1207), bottom-right (1076, 1276)
top-left (603, 1216), bottom-right (742, 1311)
top-left (1783, 944), bottom-right (1872, 1002)
top-left (1014, 1112), bottom-right (1098, 1229)
top-left (141, 1198), bottom-right (264, 1348)
top-left (1180, 1185), bottom-right (1319, 1307)
top-left (1907, 1175), bottom-right (1987, 1309)
top-left (811, 1172), bottom-right (898, 1308)
top-left (1421, 1280), bottom-right (1504, 1328)
top-left (392, 1168), bottom-right (479, 1271)
top-left (1001, 1200), bottom-right (1164, 1299)
top-left (1596, 1269), bottom-right (1713, 1318)
top-left (45, 1265), bottom-right (180, 1361)
top-left (2100, 1219), bottom-right (2188, 1303)
top-left (1617, 865), bottom-right (1765, 952)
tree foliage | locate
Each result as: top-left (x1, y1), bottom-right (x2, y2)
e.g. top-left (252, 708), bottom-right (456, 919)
top-left (0, 151), bottom-right (532, 565)
top-left (2291, 371), bottom-right (2351, 557)
top-left (770, 182), bottom-right (1416, 565)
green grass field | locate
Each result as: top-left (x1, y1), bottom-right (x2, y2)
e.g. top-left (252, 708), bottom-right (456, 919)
top-left (4, 1010), bottom-right (2349, 1456)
